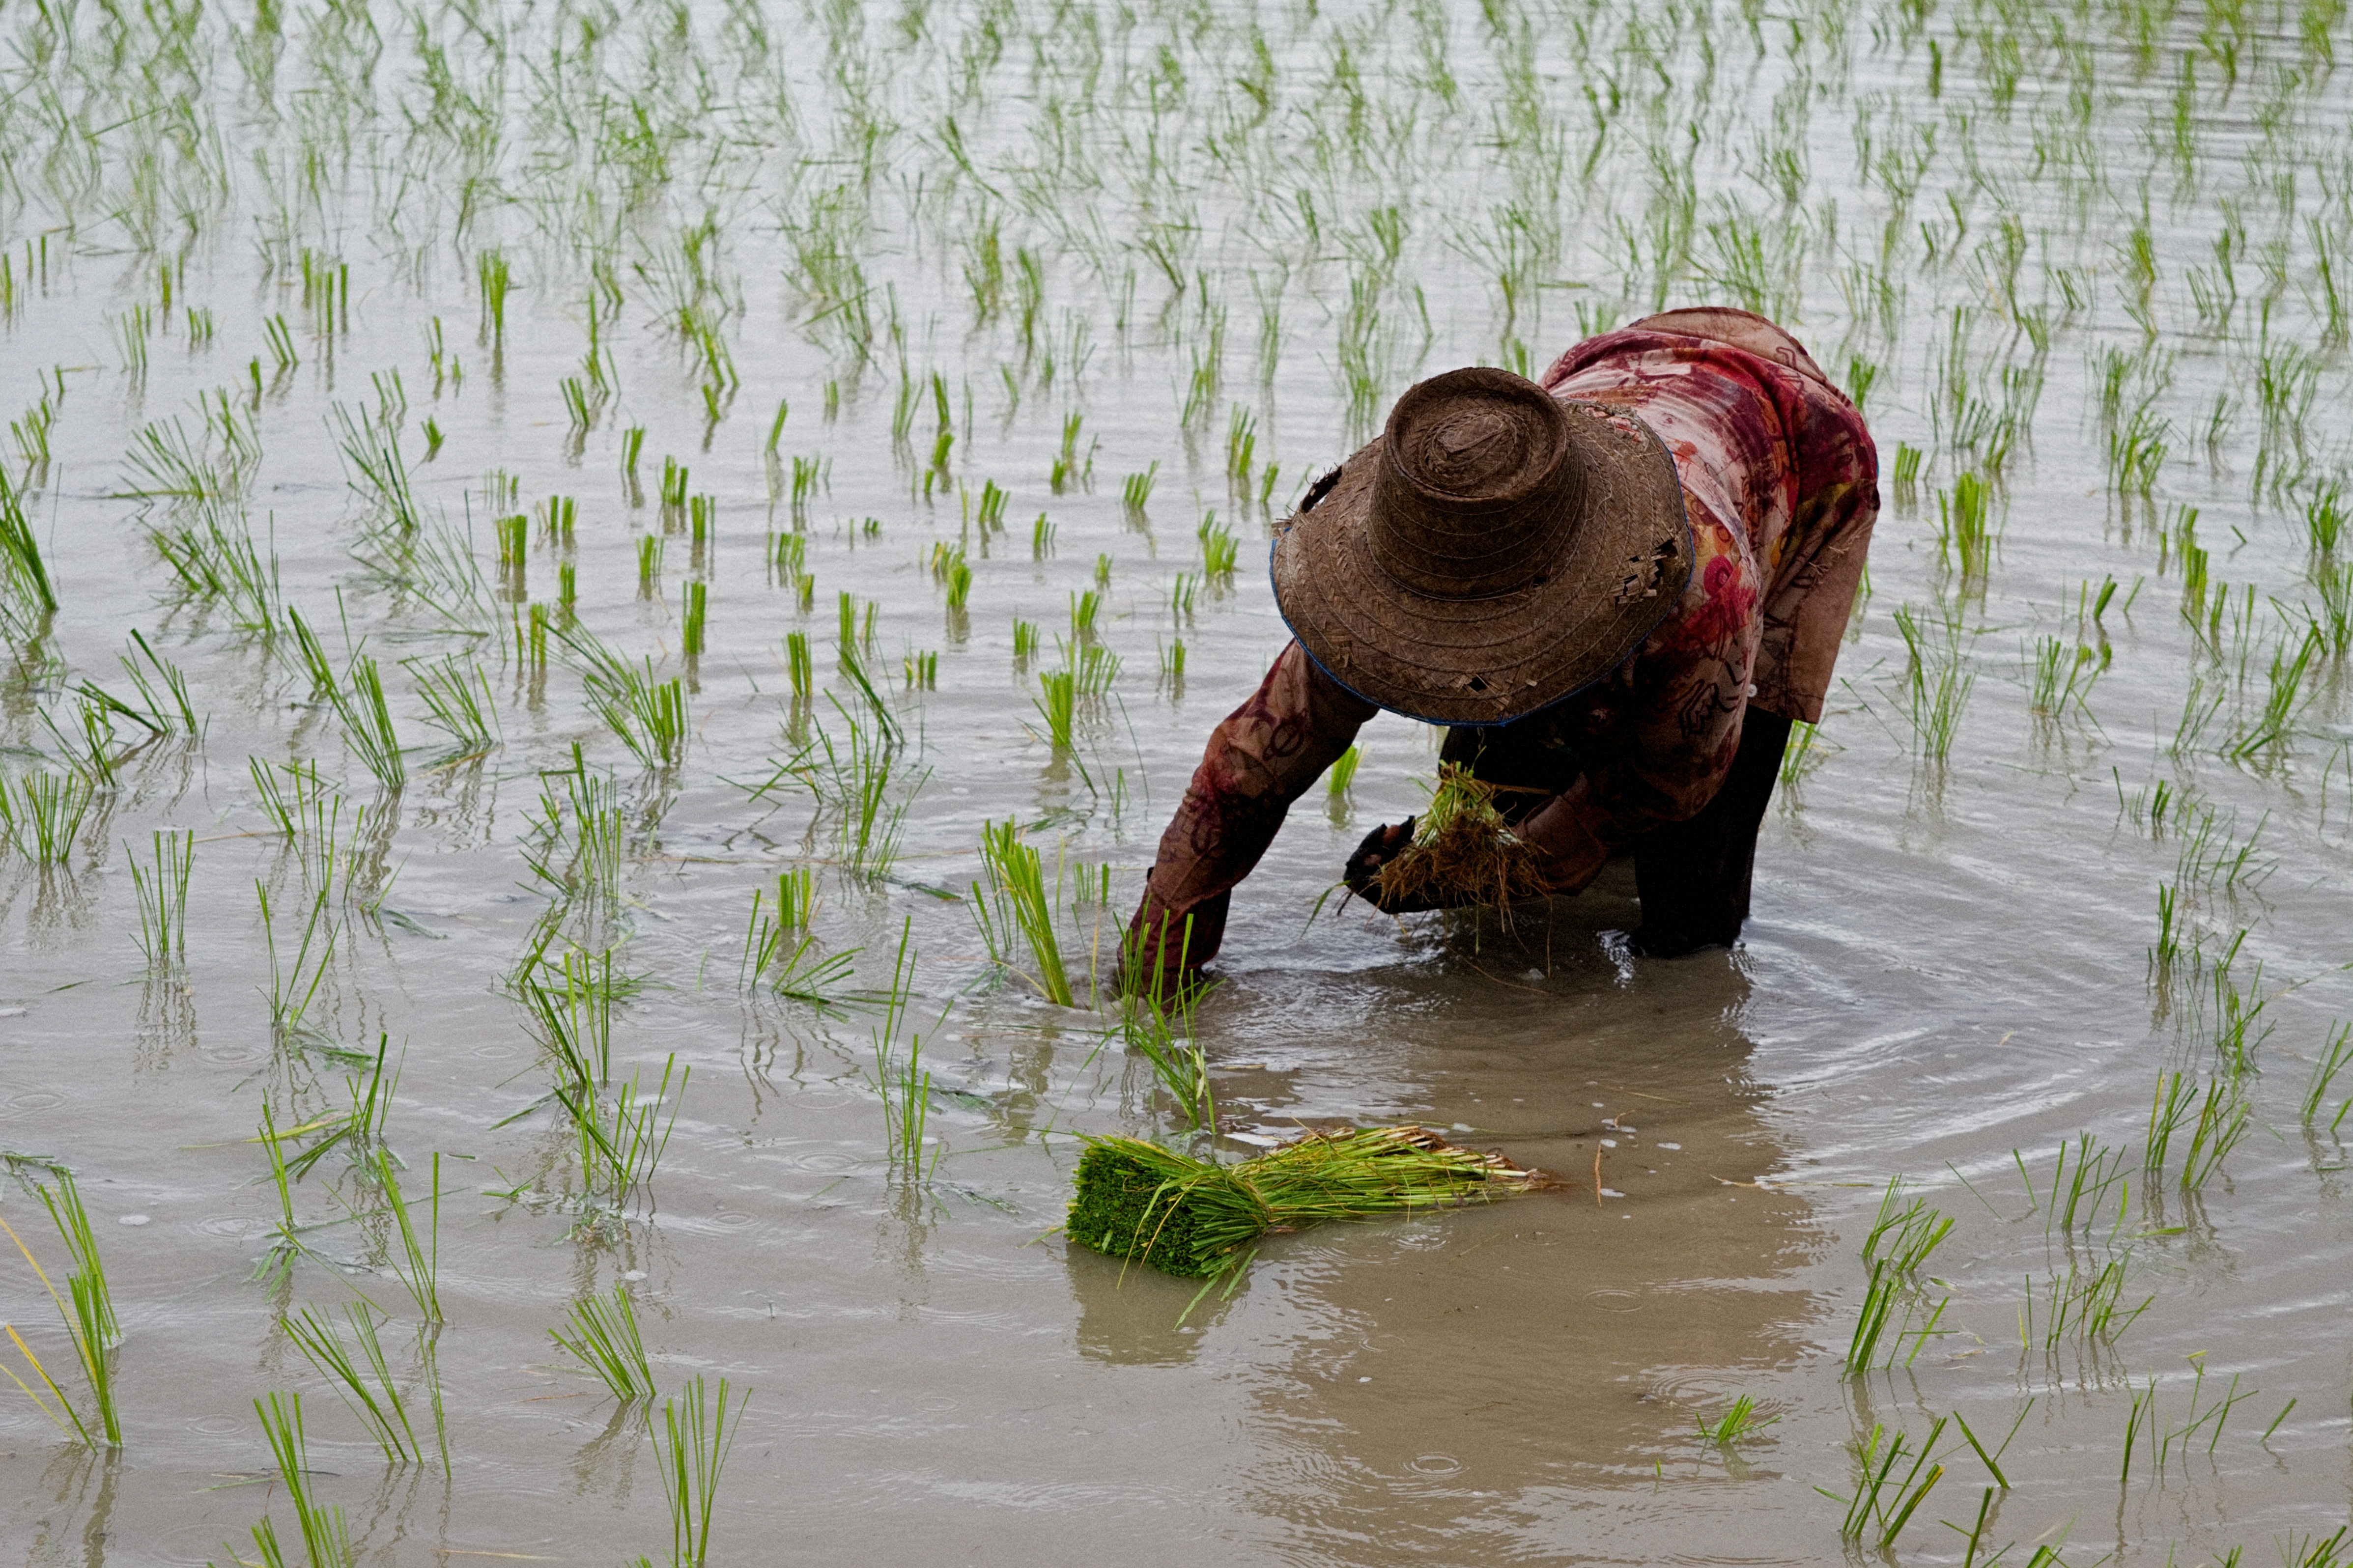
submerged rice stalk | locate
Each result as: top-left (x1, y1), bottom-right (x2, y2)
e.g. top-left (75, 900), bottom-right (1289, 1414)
top-left (1068, 1127), bottom-right (1547, 1279)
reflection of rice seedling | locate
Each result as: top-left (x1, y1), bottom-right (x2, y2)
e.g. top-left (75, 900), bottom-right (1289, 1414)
top-left (1697, 1394), bottom-right (1777, 1445)
top-left (128, 829), bottom-right (195, 961)
top-left (651, 1375), bottom-right (746, 1568)
top-left (1068, 1126), bottom-right (1546, 1279)
top-left (972, 820), bottom-right (1075, 1005)
top-left (284, 1304), bottom-right (420, 1465)
top-left (550, 1285), bottom-right (654, 1404)
top-left (1369, 764), bottom-right (1547, 915)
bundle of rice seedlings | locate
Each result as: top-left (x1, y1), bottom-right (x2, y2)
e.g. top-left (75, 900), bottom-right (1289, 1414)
top-left (1068, 1126), bottom-right (1549, 1279)
top-left (1371, 763), bottom-right (1549, 916)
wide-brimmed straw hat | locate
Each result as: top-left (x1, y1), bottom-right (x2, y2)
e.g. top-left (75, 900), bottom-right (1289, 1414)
top-left (1270, 366), bottom-right (1693, 727)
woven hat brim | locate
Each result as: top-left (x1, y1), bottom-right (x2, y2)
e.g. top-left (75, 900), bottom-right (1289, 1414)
top-left (1270, 398), bottom-right (1692, 727)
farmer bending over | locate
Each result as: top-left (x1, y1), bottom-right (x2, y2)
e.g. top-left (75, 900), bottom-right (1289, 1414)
top-left (1126, 307), bottom-right (1878, 993)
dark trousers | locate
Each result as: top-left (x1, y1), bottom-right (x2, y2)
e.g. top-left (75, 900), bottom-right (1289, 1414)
top-left (1442, 708), bottom-right (1793, 955)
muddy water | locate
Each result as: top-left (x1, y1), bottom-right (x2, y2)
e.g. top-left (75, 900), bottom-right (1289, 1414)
top-left (2, 0), bottom-right (2352, 1562)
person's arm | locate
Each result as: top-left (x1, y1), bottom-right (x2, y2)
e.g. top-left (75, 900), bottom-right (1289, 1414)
top-left (1126, 640), bottom-right (1377, 992)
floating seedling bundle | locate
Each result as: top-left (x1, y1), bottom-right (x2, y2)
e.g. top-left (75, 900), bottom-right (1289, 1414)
top-left (1068, 1126), bottom-right (1549, 1279)
top-left (1372, 763), bottom-right (1549, 916)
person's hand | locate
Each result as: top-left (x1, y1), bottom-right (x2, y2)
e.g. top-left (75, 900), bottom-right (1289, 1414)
top-left (1342, 818), bottom-right (1463, 914)
top-left (1341, 818), bottom-right (1414, 899)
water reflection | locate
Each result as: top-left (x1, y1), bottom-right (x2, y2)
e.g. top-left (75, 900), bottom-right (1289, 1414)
top-left (1165, 895), bottom-right (1819, 1560)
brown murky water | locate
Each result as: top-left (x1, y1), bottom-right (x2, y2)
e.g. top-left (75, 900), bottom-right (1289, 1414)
top-left (1, 0), bottom-right (2350, 1562)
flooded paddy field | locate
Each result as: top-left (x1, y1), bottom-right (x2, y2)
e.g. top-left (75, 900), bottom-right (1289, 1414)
top-left (0, 0), bottom-right (2350, 1560)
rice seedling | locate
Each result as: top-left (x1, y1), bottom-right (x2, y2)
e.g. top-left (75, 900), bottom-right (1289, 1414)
top-left (1817, 1418), bottom-right (1947, 1548)
top-left (284, 1304), bottom-right (420, 1465)
top-left (110, 630), bottom-right (203, 736)
top-left (258, 881), bottom-right (339, 1040)
top-left (1012, 619), bottom-right (1041, 663)
top-left (2026, 635), bottom-right (2102, 722)
top-left (2025, 1255), bottom-right (2151, 1356)
top-left (1696, 1395), bottom-right (1777, 1446)
top-left (556, 1057), bottom-right (687, 1212)
top-left (1031, 513), bottom-right (1056, 557)
top-left (638, 535), bottom-right (664, 597)
top-left (651, 1376), bottom-right (746, 1568)
top-left (0, 768), bottom-right (89, 866)
top-left (560, 628), bottom-right (688, 769)
top-left (252, 1392), bottom-right (354, 1567)
top-left (1199, 519), bottom-right (1239, 579)
top-left (785, 630), bottom-right (813, 701)
top-left (0, 1171), bottom-right (123, 1446)
top-left (1891, 602), bottom-right (1976, 761)
top-left (904, 650), bottom-right (936, 688)
top-left (742, 874), bottom-right (860, 1009)
top-left (283, 1036), bottom-right (402, 1181)
top-left (1369, 764), bottom-right (1548, 917)
top-left (550, 1284), bottom-right (654, 1403)
top-left (2177, 1073), bottom-right (2253, 1190)
top-left (1034, 670), bottom-right (1077, 752)
top-left (2301, 1022), bottom-right (2353, 1138)
top-left (1121, 462), bottom-right (1160, 515)
top-left (867, 923), bottom-right (940, 1183)
top-left (682, 582), bottom-right (707, 658)
top-left (972, 820), bottom-right (1076, 1005)
top-left (376, 1149), bottom-right (444, 1323)
top-left (128, 829), bottom-right (195, 962)
top-left (1326, 745), bottom-right (1362, 798)
top-left (1847, 1180), bottom-right (1955, 1371)
top-left (404, 651), bottom-right (499, 762)
top-left (1068, 1127), bottom-right (1546, 1279)
top-left (1159, 639), bottom-right (1187, 686)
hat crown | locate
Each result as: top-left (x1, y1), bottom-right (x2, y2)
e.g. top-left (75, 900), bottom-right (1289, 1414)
top-left (1368, 367), bottom-right (1582, 599)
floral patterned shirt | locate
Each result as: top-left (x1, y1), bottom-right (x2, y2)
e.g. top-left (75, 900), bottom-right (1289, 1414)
top-left (1127, 308), bottom-right (1879, 986)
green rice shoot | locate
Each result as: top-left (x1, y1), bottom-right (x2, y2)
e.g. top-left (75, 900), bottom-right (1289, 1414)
top-left (1067, 1126), bottom-right (1549, 1280)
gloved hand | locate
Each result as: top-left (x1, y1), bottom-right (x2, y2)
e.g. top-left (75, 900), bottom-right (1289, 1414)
top-left (1341, 817), bottom-right (1463, 914)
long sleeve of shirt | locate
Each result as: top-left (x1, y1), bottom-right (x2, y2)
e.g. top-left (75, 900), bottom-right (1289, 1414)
top-left (1126, 641), bottom-right (1376, 990)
